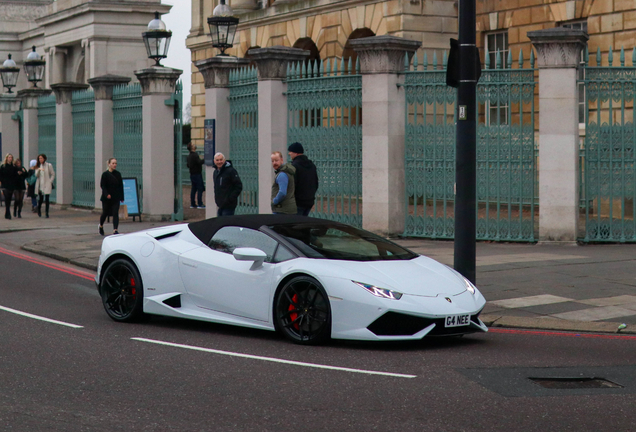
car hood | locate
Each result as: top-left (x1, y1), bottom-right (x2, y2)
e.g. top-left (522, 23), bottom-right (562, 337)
top-left (324, 256), bottom-right (466, 297)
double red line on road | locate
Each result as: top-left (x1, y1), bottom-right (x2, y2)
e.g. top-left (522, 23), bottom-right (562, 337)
top-left (0, 246), bottom-right (95, 282)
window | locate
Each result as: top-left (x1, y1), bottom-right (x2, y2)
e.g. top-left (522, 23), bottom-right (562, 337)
top-left (209, 226), bottom-right (279, 262)
top-left (561, 21), bottom-right (588, 124)
top-left (485, 31), bottom-right (509, 125)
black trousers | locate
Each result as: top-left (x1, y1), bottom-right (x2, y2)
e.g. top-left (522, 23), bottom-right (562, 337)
top-left (13, 190), bottom-right (24, 214)
top-left (38, 193), bottom-right (50, 216)
top-left (3, 189), bottom-right (13, 217)
top-left (100, 200), bottom-right (121, 230)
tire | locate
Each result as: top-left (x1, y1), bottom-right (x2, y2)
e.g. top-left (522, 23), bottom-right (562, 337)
top-left (274, 276), bottom-right (331, 345)
top-left (99, 258), bottom-right (145, 322)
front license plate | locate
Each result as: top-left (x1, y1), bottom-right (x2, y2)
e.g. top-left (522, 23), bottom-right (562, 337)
top-left (445, 314), bottom-right (470, 328)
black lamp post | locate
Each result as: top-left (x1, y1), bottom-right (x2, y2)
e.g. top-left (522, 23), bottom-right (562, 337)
top-left (0, 54), bottom-right (20, 93)
top-left (24, 46), bottom-right (45, 88)
top-left (207, 0), bottom-right (239, 56)
top-left (142, 12), bottom-right (172, 66)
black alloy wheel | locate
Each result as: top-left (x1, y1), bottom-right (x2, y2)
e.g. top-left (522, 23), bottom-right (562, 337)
top-left (99, 258), bottom-right (144, 322)
top-left (275, 276), bottom-right (331, 345)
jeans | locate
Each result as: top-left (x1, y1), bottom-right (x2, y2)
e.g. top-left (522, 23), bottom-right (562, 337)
top-left (296, 206), bottom-right (312, 216)
top-left (190, 174), bottom-right (204, 207)
top-left (217, 208), bottom-right (235, 217)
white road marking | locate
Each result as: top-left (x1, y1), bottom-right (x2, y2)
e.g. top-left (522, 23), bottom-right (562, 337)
top-left (0, 305), bottom-right (83, 329)
top-left (132, 337), bottom-right (416, 379)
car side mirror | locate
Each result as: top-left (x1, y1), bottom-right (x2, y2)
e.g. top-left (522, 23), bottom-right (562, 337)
top-left (233, 247), bottom-right (267, 270)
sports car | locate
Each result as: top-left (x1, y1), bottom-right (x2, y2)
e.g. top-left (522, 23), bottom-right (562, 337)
top-left (96, 215), bottom-right (487, 344)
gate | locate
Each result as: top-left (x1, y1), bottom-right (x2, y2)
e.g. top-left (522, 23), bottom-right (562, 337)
top-left (71, 89), bottom-right (95, 207)
top-left (403, 50), bottom-right (537, 241)
top-left (580, 47), bottom-right (636, 242)
top-left (113, 83), bottom-right (143, 212)
top-left (38, 94), bottom-right (56, 202)
top-left (286, 58), bottom-right (362, 227)
top-left (228, 67), bottom-right (259, 214)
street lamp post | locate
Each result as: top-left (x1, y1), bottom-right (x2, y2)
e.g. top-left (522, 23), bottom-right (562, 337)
top-left (142, 12), bottom-right (172, 66)
top-left (0, 54), bottom-right (20, 93)
top-left (24, 46), bottom-right (45, 88)
top-left (207, 0), bottom-right (239, 56)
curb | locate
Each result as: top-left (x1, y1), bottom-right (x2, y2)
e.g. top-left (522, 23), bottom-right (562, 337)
top-left (481, 313), bottom-right (635, 335)
top-left (21, 245), bottom-right (98, 272)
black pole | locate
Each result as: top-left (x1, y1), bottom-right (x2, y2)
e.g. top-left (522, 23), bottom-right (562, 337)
top-left (454, 0), bottom-right (477, 284)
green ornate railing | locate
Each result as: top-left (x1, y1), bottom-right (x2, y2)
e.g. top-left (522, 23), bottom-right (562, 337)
top-left (229, 66), bottom-right (258, 214)
top-left (71, 89), bottom-right (96, 207)
top-left (38, 94), bottom-right (56, 202)
top-left (403, 50), bottom-right (536, 241)
top-left (580, 47), bottom-right (636, 242)
top-left (113, 83), bottom-right (143, 211)
top-left (286, 58), bottom-right (362, 227)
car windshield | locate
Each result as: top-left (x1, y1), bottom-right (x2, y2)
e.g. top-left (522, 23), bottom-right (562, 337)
top-left (269, 223), bottom-right (417, 261)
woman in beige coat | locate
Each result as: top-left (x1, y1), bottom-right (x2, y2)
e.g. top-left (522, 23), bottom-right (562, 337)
top-left (35, 153), bottom-right (55, 218)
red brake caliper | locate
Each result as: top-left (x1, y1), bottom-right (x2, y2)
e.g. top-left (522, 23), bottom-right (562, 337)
top-left (288, 294), bottom-right (299, 330)
top-left (130, 277), bottom-right (136, 295)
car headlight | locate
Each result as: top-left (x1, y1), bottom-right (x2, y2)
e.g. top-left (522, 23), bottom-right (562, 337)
top-left (352, 281), bottom-right (402, 300)
top-left (463, 276), bottom-right (476, 294)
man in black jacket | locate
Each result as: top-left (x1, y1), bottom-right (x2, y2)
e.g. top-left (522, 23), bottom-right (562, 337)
top-left (187, 142), bottom-right (205, 209)
top-left (287, 142), bottom-right (319, 216)
top-left (213, 152), bottom-right (243, 216)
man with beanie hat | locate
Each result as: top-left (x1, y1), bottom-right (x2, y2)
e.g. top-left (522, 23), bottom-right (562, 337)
top-left (287, 142), bottom-right (319, 216)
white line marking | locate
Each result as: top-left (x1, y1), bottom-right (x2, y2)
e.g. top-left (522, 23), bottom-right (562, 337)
top-left (132, 337), bottom-right (416, 379)
top-left (0, 305), bottom-right (83, 329)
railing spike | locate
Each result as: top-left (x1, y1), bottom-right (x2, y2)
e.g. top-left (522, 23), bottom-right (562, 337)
top-left (633, 48), bottom-right (636, 67)
top-left (621, 46), bottom-right (625, 67)
top-left (518, 49), bottom-right (524, 68)
top-left (507, 49), bottom-right (513, 69)
top-left (340, 57), bottom-right (345, 75)
top-left (422, 52), bottom-right (427, 70)
top-left (496, 50), bottom-right (501, 69)
top-left (404, 52), bottom-right (409, 71)
top-left (414, 52), bottom-right (419, 71)
top-left (348, 56), bottom-right (352, 74)
top-left (355, 57), bottom-right (360, 74)
top-left (530, 49), bottom-right (535, 68)
top-left (584, 46), bottom-right (589, 67)
top-left (485, 51), bottom-right (490, 69)
top-left (333, 57), bottom-right (338, 75)
top-left (608, 46), bottom-right (614, 66)
top-left (433, 51), bottom-right (438, 70)
top-left (301, 61), bottom-right (307, 78)
top-left (596, 47), bottom-right (602, 66)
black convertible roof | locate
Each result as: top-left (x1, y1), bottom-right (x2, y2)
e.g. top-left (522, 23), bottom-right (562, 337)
top-left (188, 214), bottom-right (339, 245)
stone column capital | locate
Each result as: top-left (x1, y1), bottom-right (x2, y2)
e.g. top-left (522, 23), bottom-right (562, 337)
top-left (134, 66), bottom-right (183, 96)
top-left (528, 28), bottom-right (589, 69)
top-left (0, 94), bottom-right (22, 113)
top-left (50, 82), bottom-right (90, 104)
top-left (88, 74), bottom-right (132, 100)
top-left (195, 56), bottom-right (250, 89)
top-left (350, 36), bottom-right (421, 74)
top-left (16, 88), bottom-right (53, 109)
top-left (248, 46), bottom-right (309, 80)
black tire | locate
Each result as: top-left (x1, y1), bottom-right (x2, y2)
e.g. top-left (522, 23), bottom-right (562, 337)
top-left (275, 276), bottom-right (331, 345)
top-left (99, 258), bottom-right (145, 322)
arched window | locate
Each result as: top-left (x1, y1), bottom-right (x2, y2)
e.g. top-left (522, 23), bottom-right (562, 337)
top-left (342, 28), bottom-right (375, 69)
top-left (293, 38), bottom-right (321, 66)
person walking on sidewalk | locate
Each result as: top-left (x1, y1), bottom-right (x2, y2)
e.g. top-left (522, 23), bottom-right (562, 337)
top-left (287, 142), bottom-right (319, 216)
top-left (12, 158), bottom-right (27, 218)
top-left (0, 153), bottom-right (17, 219)
top-left (35, 153), bottom-right (55, 218)
top-left (213, 152), bottom-right (242, 217)
top-left (27, 159), bottom-right (38, 212)
top-left (271, 151), bottom-right (297, 215)
top-left (98, 158), bottom-right (124, 236)
top-left (187, 142), bottom-right (205, 209)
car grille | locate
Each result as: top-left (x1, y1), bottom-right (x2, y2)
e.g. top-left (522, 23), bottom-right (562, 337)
top-left (367, 311), bottom-right (482, 336)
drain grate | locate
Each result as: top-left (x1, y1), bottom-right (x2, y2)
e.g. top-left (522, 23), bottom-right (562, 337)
top-left (529, 377), bottom-right (624, 390)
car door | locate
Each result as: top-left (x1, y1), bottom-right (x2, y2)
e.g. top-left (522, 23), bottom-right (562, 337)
top-left (178, 226), bottom-right (279, 322)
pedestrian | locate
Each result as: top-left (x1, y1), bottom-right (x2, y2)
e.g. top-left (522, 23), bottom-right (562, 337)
top-left (35, 153), bottom-right (55, 218)
top-left (186, 142), bottom-right (205, 209)
top-left (213, 152), bottom-right (243, 217)
top-left (12, 158), bottom-right (28, 218)
top-left (0, 153), bottom-right (17, 219)
top-left (287, 142), bottom-right (319, 216)
top-left (98, 158), bottom-right (124, 236)
top-left (270, 151), bottom-right (297, 215)
top-left (27, 160), bottom-right (38, 212)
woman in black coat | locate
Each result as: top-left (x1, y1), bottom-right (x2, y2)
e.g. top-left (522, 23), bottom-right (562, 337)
top-left (99, 158), bottom-right (124, 235)
top-left (0, 153), bottom-right (17, 220)
top-left (12, 158), bottom-right (28, 218)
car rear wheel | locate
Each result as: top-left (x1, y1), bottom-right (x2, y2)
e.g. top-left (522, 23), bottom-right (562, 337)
top-left (275, 276), bottom-right (331, 345)
top-left (99, 258), bottom-right (144, 322)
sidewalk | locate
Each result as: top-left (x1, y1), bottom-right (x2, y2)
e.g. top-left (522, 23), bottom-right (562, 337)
top-left (2, 203), bottom-right (636, 335)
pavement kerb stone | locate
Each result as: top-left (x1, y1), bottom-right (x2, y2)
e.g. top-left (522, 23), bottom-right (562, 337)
top-left (481, 314), bottom-right (636, 335)
top-left (21, 244), bottom-right (98, 271)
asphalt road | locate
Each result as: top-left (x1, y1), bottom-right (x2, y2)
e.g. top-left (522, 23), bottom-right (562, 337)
top-left (1, 246), bottom-right (635, 432)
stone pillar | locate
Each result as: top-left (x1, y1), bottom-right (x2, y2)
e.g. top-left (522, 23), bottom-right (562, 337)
top-left (529, 28), bottom-right (588, 243)
top-left (17, 88), bottom-right (53, 167)
top-left (351, 36), bottom-right (420, 235)
top-left (51, 83), bottom-right (90, 205)
top-left (249, 46), bottom-right (309, 214)
top-left (88, 75), bottom-right (131, 207)
top-left (194, 56), bottom-right (249, 219)
top-left (0, 95), bottom-right (22, 159)
top-left (134, 66), bottom-right (183, 220)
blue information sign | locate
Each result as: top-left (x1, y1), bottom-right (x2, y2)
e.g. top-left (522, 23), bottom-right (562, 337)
top-left (122, 178), bottom-right (141, 220)
top-left (204, 119), bottom-right (216, 166)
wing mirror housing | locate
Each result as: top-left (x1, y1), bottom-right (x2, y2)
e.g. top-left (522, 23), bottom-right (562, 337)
top-left (233, 247), bottom-right (267, 269)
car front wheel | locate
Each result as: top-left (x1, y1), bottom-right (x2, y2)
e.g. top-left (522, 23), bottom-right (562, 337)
top-left (275, 276), bottom-right (331, 345)
top-left (99, 258), bottom-right (144, 322)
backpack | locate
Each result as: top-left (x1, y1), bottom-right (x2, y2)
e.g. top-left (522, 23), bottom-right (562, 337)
top-left (27, 172), bottom-right (37, 186)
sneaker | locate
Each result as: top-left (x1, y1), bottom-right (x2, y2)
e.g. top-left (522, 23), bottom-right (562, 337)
top-left (113, 230), bottom-right (119, 235)
top-left (99, 225), bottom-right (104, 236)
top-left (198, 205), bottom-right (206, 209)
top-left (190, 205), bottom-right (197, 209)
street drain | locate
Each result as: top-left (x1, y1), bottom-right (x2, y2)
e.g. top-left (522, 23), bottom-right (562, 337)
top-left (529, 377), bottom-right (623, 390)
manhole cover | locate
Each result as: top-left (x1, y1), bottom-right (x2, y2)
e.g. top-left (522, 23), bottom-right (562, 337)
top-left (529, 377), bottom-right (623, 389)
